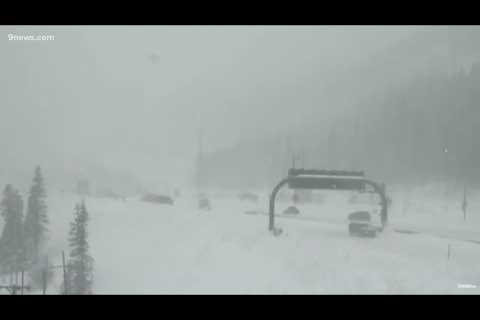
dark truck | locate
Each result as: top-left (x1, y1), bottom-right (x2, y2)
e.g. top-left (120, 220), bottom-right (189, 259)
top-left (347, 211), bottom-right (379, 237)
top-left (141, 193), bottom-right (174, 205)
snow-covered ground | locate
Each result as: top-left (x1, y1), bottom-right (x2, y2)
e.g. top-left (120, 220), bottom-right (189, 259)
top-left (3, 184), bottom-right (480, 294)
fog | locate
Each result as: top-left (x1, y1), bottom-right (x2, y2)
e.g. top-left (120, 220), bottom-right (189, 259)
top-left (2, 25), bottom-right (480, 295)
top-left (1, 25), bottom-right (426, 190)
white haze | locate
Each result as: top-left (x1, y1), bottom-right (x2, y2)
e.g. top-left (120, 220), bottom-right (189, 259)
top-left (0, 26), bottom-right (420, 190)
top-left (2, 25), bottom-right (480, 295)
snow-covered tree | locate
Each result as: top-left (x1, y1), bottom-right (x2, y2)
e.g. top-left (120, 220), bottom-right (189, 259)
top-left (0, 184), bottom-right (25, 275)
top-left (67, 202), bottom-right (94, 294)
top-left (24, 166), bottom-right (49, 263)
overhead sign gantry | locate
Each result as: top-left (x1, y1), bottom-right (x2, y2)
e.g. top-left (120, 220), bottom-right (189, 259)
top-left (268, 169), bottom-right (388, 235)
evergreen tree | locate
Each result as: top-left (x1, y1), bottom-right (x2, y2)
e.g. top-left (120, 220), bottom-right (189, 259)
top-left (0, 185), bottom-right (25, 275)
top-left (67, 201), bottom-right (93, 294)
top-left (24, 166), bottom-right (49, 263)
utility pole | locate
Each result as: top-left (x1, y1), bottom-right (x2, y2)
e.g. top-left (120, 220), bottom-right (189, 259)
top-left (462, 184), bottom-right (468, 221)
top-left (62, 251), bottom-right (68, 295)
top-left (21, 270), bottom-right (24, 295)
top-left (39, 254), bottom-right (67, 295)
top-left (42, 256), bottom-right (48, 295)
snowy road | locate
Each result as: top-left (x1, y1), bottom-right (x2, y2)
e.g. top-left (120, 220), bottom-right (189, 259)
top-left (42, 188), bottom-right (480, 294)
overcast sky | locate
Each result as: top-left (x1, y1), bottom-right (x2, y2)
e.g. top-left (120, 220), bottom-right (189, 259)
top-left (0, 26), bottom-right (423, 187)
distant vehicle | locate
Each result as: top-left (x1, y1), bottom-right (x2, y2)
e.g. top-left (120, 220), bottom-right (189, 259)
top-left (347, 211), bottom-right (378, 237)
top-left (141, 193), bottom-right (174, 205)
top-left (238, 192), bottom-right (259, 203)
top-left (198, 197), bottom-right (211, 210)
top-left (283, 205), bottom-right (300, 215)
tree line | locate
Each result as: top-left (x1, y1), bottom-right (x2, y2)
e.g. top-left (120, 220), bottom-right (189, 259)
top-left (0, 166), bottom-right (94, 294)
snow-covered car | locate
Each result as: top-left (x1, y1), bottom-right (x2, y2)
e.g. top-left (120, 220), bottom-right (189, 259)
top-left (283, 205), bottom-right (300, 215)
top-left (141, 193), bottom-right (174, 205)
top-left (198, 197), bottom-right (211, 210)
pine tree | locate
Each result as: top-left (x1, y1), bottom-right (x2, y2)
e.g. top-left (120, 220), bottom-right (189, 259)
top-left (24, 166), bottom-right (49, 264)
top-left (0, 185), bottom-right (25, 276)
top-left (67, 201), bottom-right (93, 294)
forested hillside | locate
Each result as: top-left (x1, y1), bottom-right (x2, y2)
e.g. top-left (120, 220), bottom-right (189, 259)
top-left (200, 62), bottom-right (480, 188)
